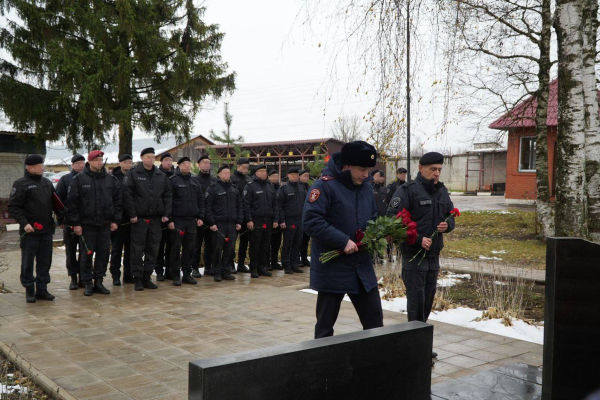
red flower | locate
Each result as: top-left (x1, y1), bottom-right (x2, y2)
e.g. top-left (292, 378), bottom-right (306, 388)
top-left (291, 224), bottom-right (296, 229)
top-left (407, 221), bottom-right (417, 230)
top-left (33, 222), bottom-right (43, 230)
top-left (178, 230), bottom-right (185, 237)
top-left (406, 229), bottom-right (418, 245)
top-left (262, 224), bottom-right (267, 229)
top-left (144, 219), bottom-right (150, 224)
top-left (224, 237), bottom-right (230, 242)
top-left (355, 229), bottom-right (365, 243)
top-left (86, 250), bottom-right (93, 255)
top-left (450, 208), bottom-right (461, 217)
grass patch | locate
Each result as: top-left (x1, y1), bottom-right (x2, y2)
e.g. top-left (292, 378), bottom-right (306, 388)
top-left (442, 209), bottom-right (546, 269)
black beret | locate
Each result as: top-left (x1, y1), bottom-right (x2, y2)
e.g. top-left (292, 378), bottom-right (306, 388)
top-left (140, 147), bottom-right (155, 157)
top-left (268, 169), bottom-right (278, 176)
top-left (197, 154), bottom-right (209, 163)
top-left (371, 169), bottom-right (384, 177)
top-left (287, 167), bottom-right (300, 174)
top-left (299, 169), bottom-right (310, 175)
top-left (419, 152), bottom-right (444, 165)
top-left (237, 157), bottom-right (250, 165)
top-left (340, 141), bottom-right (377, 167)
top-left (71, 154), bottom-right (85, 163)
top-left (160, 152), bottom-right (172, 161)
top-left (218, 164), bottom-right (231, 173)
top-left (253, 164), bottom-right (267, 172)
top-left (178, 157), bottom-right (191, 164)
top-left (119, 154), bottom-right (133, 162)
top-left (25, 154), bottom-right (44, 166)
top-left (397, 167), bottom-right (407, 174)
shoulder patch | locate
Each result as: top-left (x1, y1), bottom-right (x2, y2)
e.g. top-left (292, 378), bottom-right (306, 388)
top-left (309, 188), bottom-right (321, 203)
top-left (321, 176), bottom-right (335, 182)
top-left (390, 197), bottom-right (401, 208)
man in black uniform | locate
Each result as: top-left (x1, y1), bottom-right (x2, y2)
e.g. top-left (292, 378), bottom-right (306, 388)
top-left (168, 157), bottom-right (204, 286)
top-left (371, 170), bottom-right (388, 216)
top-left (56, 154), bottom-right (85, 290)
top-left (385, 167), bottom-right (407, 206)
top-left (243, 165), bottom-right (278, 278)
top-left (192, 154), bottom-right (215, 278)
top-left (278, 167), bottom-right (307, 274)
top-left (205, 165), bottom-right (243, 282)
top-left (386, 152), bottom-right (455, 359)
top-left (268, 170), bottom-right (283, 270)
top-left (299, 169), bottom-right (311, 268)
top-left (123, 147), bottom-right (172, 291)
top-left (9, 154), bottom-right (60, 303)
top-left (156, 152), bottom-right (175, 281)
top-left (109, 154), bottom-right (134, 285)
top-left (230, 157), bottom-right (252, 273)
top-left (67, 150), bottom-right (121, 296)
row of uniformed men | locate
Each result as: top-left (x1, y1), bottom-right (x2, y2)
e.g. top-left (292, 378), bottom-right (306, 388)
top-left (9, 148), bottom-right (313, 302)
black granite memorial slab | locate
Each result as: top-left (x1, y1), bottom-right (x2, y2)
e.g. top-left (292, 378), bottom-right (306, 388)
top-left (189, 322), bottom-right (433, 400)
top-left (543, 238), bottom-right (600, 400)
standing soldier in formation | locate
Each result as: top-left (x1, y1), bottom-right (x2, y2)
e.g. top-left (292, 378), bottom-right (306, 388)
top-left (56, 154), bottom-right (85, 290)
top-left (299, 169), bottom-right (311, 267)
top-left (9, 155), bottom-right (61, 303)
top-left (243, 165), bottom-right (278, 278)
top-left (278, 167), bottom-right (307, 274)
top-left (205, 165), bottom-right (243, 282)
top-left (371, 170), bottom-right (388, 216)
top-left (67, 150), bottom-right (121, 296)
top-left (230, 157), bottom-right (252, 273)
top-left (156, 153), bottom-right (175, 281)
top-left (268, 170), bottom-right (283, 270)
top-left (192, 154), bottom-right (215, 277)
top-left (385, 167), bottom-right (407, 206)
top-left (386, 152), bottom-right (455, 358)
top-left (109, 154), bottom-right (133, 286)
top-left (168, 157), bottom-right (204, 286)
top-left (303, 141), bottom-right (383, 338)
top-left (123, 148), bottom-right (172, 291)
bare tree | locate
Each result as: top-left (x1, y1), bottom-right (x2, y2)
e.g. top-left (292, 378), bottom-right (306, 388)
top-left (331, 114), bottom-right (364, 142)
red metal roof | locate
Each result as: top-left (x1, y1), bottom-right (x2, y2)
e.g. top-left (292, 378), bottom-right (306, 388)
top-left (489, 79), bottom-right (600, 130)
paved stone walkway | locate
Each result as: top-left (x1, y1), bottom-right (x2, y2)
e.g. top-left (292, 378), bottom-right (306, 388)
top-left (0, 249), bottom-right (542, 400)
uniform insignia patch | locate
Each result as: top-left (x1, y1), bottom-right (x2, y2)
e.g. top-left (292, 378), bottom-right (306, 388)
top-left (390, 197), bottom-right (401, 208)
top-left (309, 188), bottom-right (320, 203)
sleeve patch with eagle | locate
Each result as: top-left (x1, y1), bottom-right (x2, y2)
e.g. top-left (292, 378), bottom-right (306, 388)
top-left (309, 188), bottom-right (321, 203)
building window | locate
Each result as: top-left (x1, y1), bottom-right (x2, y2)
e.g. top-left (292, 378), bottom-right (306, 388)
top-left (519, 137), bottom-right (536, 172)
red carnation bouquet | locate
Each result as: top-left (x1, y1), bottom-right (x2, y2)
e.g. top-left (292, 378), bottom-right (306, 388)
top-left (319, 209), bottom-right (418, 263)
top-left (409, 208), bottom-right (460, 265)
top-left (20, 222), bottom-right (43, 239)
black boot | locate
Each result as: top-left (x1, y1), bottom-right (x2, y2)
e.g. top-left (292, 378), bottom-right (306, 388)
top-left (204, 267), bottom-right (213, 276)
top-left (69, 275), bottom-right (79, 290)
top-left (292, 266), bottom-right (304, 273)
top-left (301, 258), bottom-right (310, 266)
top-left (182, 273), bottom-right (198, 285)
top-left (258, 266), bottom-right (272, 277)
top-left (84, 282), bottom-right (94, 296)
top-left (35, 288), bottom-right (55, 301)
top-left (237, 263), bottom-right (250, 273)
top-left (191, 268), bottom-right (202, 278)
top-left (250, 266), bottom-right (259, 278)
top-left (134, 279), bottom-right (144, 291)
top-left (78, 276), bottom-right (85, 288)
top-left (213, 268), bottom-right (222, 282)
top-left (271, 262), bottom-right (283, 270)
top-left (173, 274), bottom-right (182, 286)
top-left (222, 272), bottom-right (236, 281)
top-left (143, 277), bottom-right (158, 289)
top-left (284, 265), bottom-right (293, 274)
top-left (164, 267), bottom-right (173, 280)
top-left (156, 273), bottom-right (165, 282)
top-left (113, 276), bottom-right (121, 286)
top-left (93, 279), bottom-right (110, 295)
top-left (25, 287), bottom-right (36, 303)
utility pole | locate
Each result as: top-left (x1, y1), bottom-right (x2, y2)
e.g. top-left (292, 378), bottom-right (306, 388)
top-left (406, 0), bottom-right (411, 182)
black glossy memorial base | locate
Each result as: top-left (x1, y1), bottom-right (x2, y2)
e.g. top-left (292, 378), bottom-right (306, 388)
top-left (189, 322), bottom-right (433, 400)
top-left (432, 363), bottom-right (542, 400)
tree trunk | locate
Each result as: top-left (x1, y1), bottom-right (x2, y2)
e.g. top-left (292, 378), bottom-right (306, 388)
top-left (535, 0), bottom-right (555, 239)
top-left (118, 117), bottom-right (133, 157)
top-left (582, 0), bottom-right (600, 241)
top-left (554, 0), bottom-right (590, 237)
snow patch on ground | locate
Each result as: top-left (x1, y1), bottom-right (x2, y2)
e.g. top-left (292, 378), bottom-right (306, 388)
top-left (491, 250), bottom-right (508, 254)
top-left (479, 255), bottom-right (503, 261)
top-left (299, 288), bottom-right (544, 344)
top-left (437, 273), bottom-right (471, 287)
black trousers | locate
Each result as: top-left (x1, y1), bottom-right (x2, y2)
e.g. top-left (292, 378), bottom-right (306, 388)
top-left (301, 232), bottom-right (310, 261)
top-left (249, 217), bottom-right (272, 272)
top-left (110, 224), bottom-right (131, 280)
top-left (281, 217), bottom-right (302, 269)
top-left (156, 222), bottom-right (172, 276)
top-left (79, 224), bottom-right (111, 283)
top-left (63, 226), bottom-right (80, 277)
top-left (192, 226), bottom-right (213, 269)
top-left (270, 227), bottom-right (282, 265)
top-left (236, 225), bottom-right (249, 266)
top-left (168, 218), bottom-right (197, 276)
top-left (314, 288), bottom-right (384, 339)
top-left (401, 256), bottom-right (440, 322)
top-left (20, 232), bottom-right (53, 290)
top-left (130, 217), bottom-right (162, 279)
top-left (212, 223), bottom-right (237, 275)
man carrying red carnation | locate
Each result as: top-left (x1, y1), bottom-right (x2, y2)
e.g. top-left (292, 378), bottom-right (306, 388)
top-left (387, 151), bottom-right (456, 359)
top-left (9, 154), bottom-right (63, 303)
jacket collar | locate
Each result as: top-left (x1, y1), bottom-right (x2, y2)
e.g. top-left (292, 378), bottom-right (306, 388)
top-left (24, 170), bottom-right (42, 181)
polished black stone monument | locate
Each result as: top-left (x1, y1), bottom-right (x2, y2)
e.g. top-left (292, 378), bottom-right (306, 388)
top-left (543, 238), bottom-right (600, 400)
top-left (189, 322), bottom-right (433, 400)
